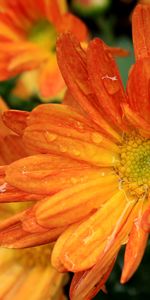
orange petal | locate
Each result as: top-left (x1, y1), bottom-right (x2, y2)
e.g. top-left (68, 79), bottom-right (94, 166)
top-left (52, 222), bottom-right (82, 272)
top-left (23, 105), bottom-right (119, 166)
top-left (35, 173), bottom-right (118, 228)
top-left (38, 56), bottom-right (65, 99)
top-left (0, 212), bottom-right (65, 248)
top-left (108, 46), bottom-right (129, 57)
top-left (56, 13), bottom-right (88, 41)
top-left (59, 191), bottom-right (136, 272)
top-left (87, 38), bottom-right (127, 131)
top-left (122, 103), bottom-right (150, 137)
top-left (0, 182), bottom-right (43, 203)
top-left (127, 59), bottom-right (150, 123)
top-left (2, 110), bottom-right (29, 135)
top-left (132, 4), bottom-right (150, 60)
top-left (141, 204), bottom-right (150, 232)
top-left (69, 200), bottom-right (141, 298)
top-left (5, 154), bottom-right (110, 195)
top-left (63, 90), bottom-right (86, 115)
top-left (70, 258), bottom-right (116, 300)
top-left (56, 33), bottom-right (121, 142)
top-left (0, 134), bottom-right (27, 164)
top-left (121, 223), bottom-right (148, 284)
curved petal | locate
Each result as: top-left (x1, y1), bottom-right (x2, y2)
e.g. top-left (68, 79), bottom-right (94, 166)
top-left (0, 212), bottom-right (65, 248)
top-left (0, 135), bottom-right (27, 164)
top-left (56, 33), bottom-right (121, 142)
top-left (35, 174), bottom-right (119, 228)
top-left (5, 154), bottom-right (108, 194)
top-left (87, 38), bottom-right (127, 131)
top-left (127, 59), bottom-right (150, 123)
top-left (23, 104), bottom-right (119, 167)
top-left (121, 222), bottom-right (148, 283)
top-left (2, 110), bottom-right (29, 135)
top-left (132, 4), bottom-right (150, 60)
top-left (70, 258), bottom-right (115, 300)
top-left (69, 200), bottom-right (141, 298)
top-left (58, 191), bottom-right (136, 272)
top-left (122, 103), bottom-right (150, 137)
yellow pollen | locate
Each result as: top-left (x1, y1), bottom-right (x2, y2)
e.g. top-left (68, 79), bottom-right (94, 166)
top-left (117, 133), bottom-right (150, 197)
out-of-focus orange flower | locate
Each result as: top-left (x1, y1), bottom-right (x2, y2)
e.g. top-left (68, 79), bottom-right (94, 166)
top-left (0, 208), bottom-right (68, 300)
top-left (0, 0), bottom-right (88, 100)
top-left (0, 4), bottom-right (150, 299)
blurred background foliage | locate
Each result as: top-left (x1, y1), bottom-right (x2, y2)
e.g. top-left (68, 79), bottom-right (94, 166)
top-left (0, 0), bottom-right (149, 299)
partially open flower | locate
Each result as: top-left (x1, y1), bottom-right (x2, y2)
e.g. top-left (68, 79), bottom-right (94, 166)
top-left (0, 3), bottom-right (150, 299)
top-left (0, 0), bottom-right (88, 100)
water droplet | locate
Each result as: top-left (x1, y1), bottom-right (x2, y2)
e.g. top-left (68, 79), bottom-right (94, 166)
top-left (75, 121), bottom-right (84, 132)
top-left (70, 177), bottom-right (78, 184)
top-left (59, 145), bottom-right (67, 153)
top-left (73, 149), bottom-right (80, 156)
top-left (45, 132), bottom-right (57, 142)
top-left (91, 132), bottom-right (103, 144)
top-left (0, 182), bottom-right (7, 193)
top-left (102, 74), bottom-right (120, 95)
top-left (83, 226), bottom-right (94, 244)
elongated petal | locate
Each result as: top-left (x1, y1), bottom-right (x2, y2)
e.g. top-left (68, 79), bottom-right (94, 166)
top-left (122, 103), bottom-right (150, 137)
top-left (127, 59), bottom-right (150, 123)
top-left (52, 222), bottom-right (82, 272)
top-left (141, 197), bottom-right (150, 232)
top-left (59, 191), bottom-right (136, 271)
top-left (69, 200), bottom-right (141, 298)
top-left (70, 258), bottom-right (115, 300)
top-left (0, 135), bottom-right (27, 164)
top-left (56, 33), bottom-right (121, 142)
top-left (121, 223), bottom-right (148, 283)
top-left (0, 212), bottom-right (65, 248)
top-left (2, 110), bottom-right (29, 135)
top-left (87, 38), bottom-right (127, 131)
top-left (132, 4), bottom-right (150, 60)
top-left (0, 182), bottom-right (43, 203)
top-left (23, 105), bottom-right (119, 166)
top-left (4, 154), bottom-right (109, 195)
top-left (35, 174), bottom-right (119, 228)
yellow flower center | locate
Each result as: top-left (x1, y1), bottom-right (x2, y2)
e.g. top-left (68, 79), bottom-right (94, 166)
top-left (15, 245), bottom-right (52, 268)
top-left (29, 20), bottom-right (57, 51)
top-left (117, 133), bottom-right (150, 198)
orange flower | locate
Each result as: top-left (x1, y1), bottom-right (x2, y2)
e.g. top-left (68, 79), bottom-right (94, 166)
top-left (0, 0), bottom-right (88, 100)
top-left (0, 206), bottom-right (68, 300)
top-left (0, 3), bottom-right (150, 299)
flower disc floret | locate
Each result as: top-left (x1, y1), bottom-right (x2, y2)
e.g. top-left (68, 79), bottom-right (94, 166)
top-left (117, 134), bottom-right (150, 196)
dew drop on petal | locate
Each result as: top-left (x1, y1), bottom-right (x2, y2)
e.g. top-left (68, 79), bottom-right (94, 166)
top-left (91, 132), bottom-right (103, 144)
top-left (72, 149), bottom-right (81, 157)
top-left (0, 182), bottom-right (7, 193)
top-left (102, 74), bottom-right (120, 95)
top-left (45, 132), bottom-right (57, 142)
top-left (70, 177), bottom-right (78, 184)
top-left (59, 145), bottom-right (67, 153)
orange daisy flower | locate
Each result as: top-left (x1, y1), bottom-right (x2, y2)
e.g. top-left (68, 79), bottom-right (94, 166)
top-left (0, 3), bottom-right (150, 299)
top-left (0, 0), bottom-right (88, 100)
